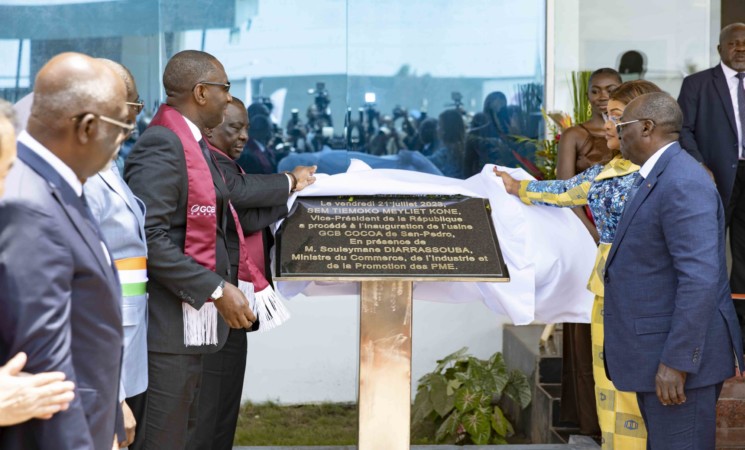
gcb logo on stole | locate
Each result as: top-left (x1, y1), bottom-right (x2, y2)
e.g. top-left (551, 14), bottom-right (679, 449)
top-left (190, 204), bottom-right (216, 216)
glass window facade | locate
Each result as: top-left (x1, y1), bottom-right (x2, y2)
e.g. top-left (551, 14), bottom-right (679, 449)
top-left (549, 0), bottom-right (720, 112)
top-left (0, 0), bottom-right (545, 168)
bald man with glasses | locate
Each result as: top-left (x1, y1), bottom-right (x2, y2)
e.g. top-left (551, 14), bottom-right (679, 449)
top-left (604, 92), bottom-right (743, 449)
top-left (0, 52), bottom-right (128, 450)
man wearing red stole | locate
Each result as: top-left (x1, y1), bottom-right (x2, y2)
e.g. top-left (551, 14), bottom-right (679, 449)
top-left (124, 50), bottom-right (258, 450)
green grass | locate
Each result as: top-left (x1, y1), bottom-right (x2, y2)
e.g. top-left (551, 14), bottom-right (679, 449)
top-left (233, 402), bottom-right (434, 445)
top-left (234, 402), bottom-right (357, 445)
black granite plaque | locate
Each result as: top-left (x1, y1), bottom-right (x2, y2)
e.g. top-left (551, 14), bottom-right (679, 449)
top-left (275, 195), bottom-right (509, 281)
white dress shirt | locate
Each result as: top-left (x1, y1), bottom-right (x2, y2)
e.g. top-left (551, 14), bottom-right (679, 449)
top-left (18, 130), bottom-right (112, 265)
top-left (182, 114), bottom-right (203, 142)
top-left (639, 142), bottom-right (675, 179)
top-left (18, 130), bottom-right (83, 196)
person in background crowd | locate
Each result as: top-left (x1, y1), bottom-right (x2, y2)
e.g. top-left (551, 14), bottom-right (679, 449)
top-left (604, 92), bottom-right (742, 449)
top-left (247, 101), bottom-right (270, 121)
top-left (124, 50), bottom-right (256, 450)
top-left (84, 58), bottom-right (148, 449)
top-left (678, 22), bottom-right (745, 343)
top-left (368, 114), bottom-right (405, 156)
top-left (465, 91), bottom-right (514, 173)
top-left (0, 99), bottom-right (76, 429)
top-left (428, 109), bottom-right (466, 179)
top-left (417, 117), bottom-right (440, 157)
top-left (495, 80), bottom-right (663, 449)
top-left (618, 50), bottom-right (647, 80)
top-left (0, 52), bottom-right (128, 450)
top-left (469, 112), bottom-right (488, 131)
top-left (237, 113), bottom-right (277, 174)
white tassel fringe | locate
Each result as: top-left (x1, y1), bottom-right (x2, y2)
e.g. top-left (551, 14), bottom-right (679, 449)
top-left (238, 280), bottom-right (291, 333)
top-left (182, 301), bottom-right (218, 346)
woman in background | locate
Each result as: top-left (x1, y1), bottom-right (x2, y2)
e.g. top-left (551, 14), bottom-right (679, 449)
top-left (495, 80), bottom-right (662, 450)
top-left (552, 67), bottom-right (622, 438)
top-left (428, 108), bottom-right (466, 179)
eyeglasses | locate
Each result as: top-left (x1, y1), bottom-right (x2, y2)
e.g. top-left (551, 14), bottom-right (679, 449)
top-left (602, 112), bottom-right (621, 125)
top-left (194, 81), bottom-right (231, 92)
top-left (615, 118), bottom-right (654, 136)
top-left (71, 113), bottom-right (136, 139)
top-left (126, 99), bottom-right (144, 114)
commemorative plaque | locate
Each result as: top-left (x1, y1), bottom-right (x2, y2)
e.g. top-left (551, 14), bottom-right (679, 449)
top-left (275, 194), bottom-right (509, 450)
top-left (275, 195), bottom-right (508, 281)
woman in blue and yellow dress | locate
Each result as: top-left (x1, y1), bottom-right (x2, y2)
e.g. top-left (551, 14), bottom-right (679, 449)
top-left (495, 80), bottom-right (662, 450)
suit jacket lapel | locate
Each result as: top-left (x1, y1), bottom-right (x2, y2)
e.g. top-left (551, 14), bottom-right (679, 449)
top-left (17, 144), bottom-right (116, 277)
top-left (606, 144), bottom-right (681, 269)
top-left (713, 65), bottom-right (738, 136)
top-left (98, 169), bottom-right (146, 235)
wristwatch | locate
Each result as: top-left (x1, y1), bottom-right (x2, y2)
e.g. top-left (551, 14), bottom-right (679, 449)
top-left (210, 280), bottom-right (226, 301)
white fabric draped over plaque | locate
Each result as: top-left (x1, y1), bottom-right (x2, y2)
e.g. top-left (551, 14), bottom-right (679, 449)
top-left (274, 160), bottom-right (596, 325)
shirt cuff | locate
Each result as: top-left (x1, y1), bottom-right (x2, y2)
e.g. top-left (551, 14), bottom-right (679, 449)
top-left (285, 173), bottom-right (293, 194)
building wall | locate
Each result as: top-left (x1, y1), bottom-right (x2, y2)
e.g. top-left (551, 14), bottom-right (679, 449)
top-left (550, 0), bottom-right (719, 112)
top-left (243, 294), bottom-right (509, 403)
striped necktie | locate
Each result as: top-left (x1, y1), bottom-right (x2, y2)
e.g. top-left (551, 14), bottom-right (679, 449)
top-left (626, 173), bottom-right (645, 204)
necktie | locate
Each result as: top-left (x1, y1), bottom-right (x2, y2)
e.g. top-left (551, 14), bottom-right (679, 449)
top-left (198, 139), bottom-right (227, 230)
top-left (626, 173), bottom-right (645, 204)
top-left (80, 192), bottom-right (113, 267)
top-left (737, 72), bottom-right (745, 158)
top-left (79, 192), bottom-right (97, 225)
top-left (198, 138), bottom-right (211, 160)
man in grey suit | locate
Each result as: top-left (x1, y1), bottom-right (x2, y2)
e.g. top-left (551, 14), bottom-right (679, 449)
top-left (604, 92), bottom-right (743, 448)
top-left (85, 59), bottom-right (148, 449)
top-left (0, 52), bottom-right (131, 449)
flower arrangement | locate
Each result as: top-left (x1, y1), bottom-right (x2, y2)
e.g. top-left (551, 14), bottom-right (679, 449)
top-left (537, 111), bottom-right (573, 180)
top-left (513, 71), bottom-right (591, 180)
top-left (514, 111), bottom-right (571, 180)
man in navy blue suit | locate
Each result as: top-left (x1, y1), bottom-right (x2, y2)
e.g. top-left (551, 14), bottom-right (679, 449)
top-left (604, 92), bottom-right (743, 449)
top-left (0, 53), bottom-right (130, 449)
top-left (678, 23), bottom-right (745, 318)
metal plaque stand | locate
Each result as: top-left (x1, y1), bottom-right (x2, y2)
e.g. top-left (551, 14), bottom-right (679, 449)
top-left (358, 280), bottom-right (413, 450)
top-left (275, 195), bottom-right (511, 448)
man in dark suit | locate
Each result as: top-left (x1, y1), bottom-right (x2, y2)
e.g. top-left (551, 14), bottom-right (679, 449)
top-left (190, 98), bottom-right (315, 449)
top-left (124, 50), bottom-right (257, 450)
top-left (604, 92), bottom-right (743, 449)
top-left (678, 23), bottom-right (745, 300)
top-left (0, 52), bottom-right (129, 449)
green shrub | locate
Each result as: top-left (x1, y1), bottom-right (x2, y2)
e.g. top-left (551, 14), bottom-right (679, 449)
top-left (412, 347), bottom-right (531, 445)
